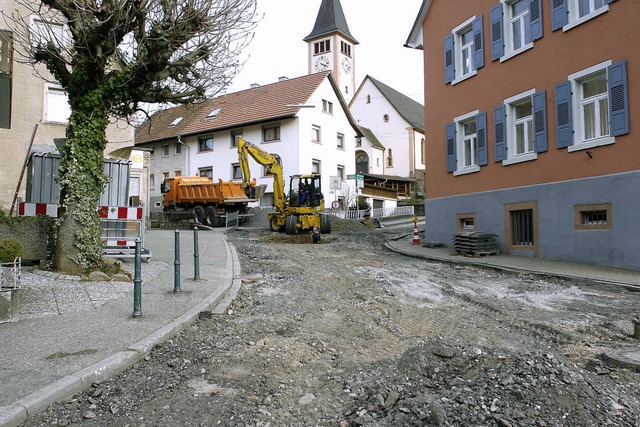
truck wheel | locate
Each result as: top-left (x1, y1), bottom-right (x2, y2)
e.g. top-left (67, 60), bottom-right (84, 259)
top-left (320, 214), bottom-right (331, 234)
top-left (285, 215), bottom-right (298, 235)
top-left (270, 216), bottom-right (283, 232)
top-left (204, 207), bottom-right (216, 227)
top-left (194, 206), bottom-right (205, 224)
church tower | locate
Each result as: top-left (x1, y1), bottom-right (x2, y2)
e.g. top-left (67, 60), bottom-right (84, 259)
top-left (304, 0), bottom-right (358, 100)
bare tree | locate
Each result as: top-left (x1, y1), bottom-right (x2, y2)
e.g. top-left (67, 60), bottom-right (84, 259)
top-left (3, 0), bottom-right (257, 272)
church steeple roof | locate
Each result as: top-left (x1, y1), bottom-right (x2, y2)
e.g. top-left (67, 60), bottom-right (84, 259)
top-left (303, 0), bottom-right (359, 44)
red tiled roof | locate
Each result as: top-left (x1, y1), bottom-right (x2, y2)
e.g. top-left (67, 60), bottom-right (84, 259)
top-left (135, 72), bottom-right (331, 145)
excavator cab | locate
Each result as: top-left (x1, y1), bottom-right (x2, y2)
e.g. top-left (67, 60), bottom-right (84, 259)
top-left (289, 174), bottom-right (322, 208)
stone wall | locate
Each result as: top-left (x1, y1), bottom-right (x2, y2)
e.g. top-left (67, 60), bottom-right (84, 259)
top-left (0, 216), bottom-right (55, 262)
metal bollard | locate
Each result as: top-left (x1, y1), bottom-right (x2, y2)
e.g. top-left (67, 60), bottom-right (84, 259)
top-left (193, 227), bottom-right (201, 280)
top-left (133, 238), bottom-right (142, 317)
top-left (174, 230), bottom-right (181, 293)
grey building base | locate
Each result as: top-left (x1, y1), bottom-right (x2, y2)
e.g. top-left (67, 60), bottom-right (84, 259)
top-left (425, 171), bottom-right (640, 271)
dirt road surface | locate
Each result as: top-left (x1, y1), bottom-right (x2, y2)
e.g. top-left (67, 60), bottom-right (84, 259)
top-left (22, 219), bottom-right (640, 426)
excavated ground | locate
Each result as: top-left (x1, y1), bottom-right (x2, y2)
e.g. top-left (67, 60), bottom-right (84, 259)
top-left (22, 217), bottom-right (640, 426)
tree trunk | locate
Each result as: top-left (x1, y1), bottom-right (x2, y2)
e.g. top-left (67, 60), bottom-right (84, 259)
top-left (53, 90), bottom-right (109, 273)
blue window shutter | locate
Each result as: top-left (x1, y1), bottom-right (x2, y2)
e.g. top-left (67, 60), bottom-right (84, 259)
top-left (493, 105), bottom-right (507, 162)
top-left (608, 60), bottom-right (629, 137)
top-left (473, 16), bottom-right (484, 70)
top-left (530, 0), bottom-right (543, 41)
top-left (490, 4), bottom-right (504, 61)
top-left (533, 90), bottom-right (548, 153)
top-left (552, 0), bottom-right (568, 31)
top-left (476, 112), bottom-right (488, 166)
top-left (555, 81), bottom-right (573, 148)
top-left (444, 34), bottom-right (455, 84)
top-left (446, 122), bottom-right (456, 172)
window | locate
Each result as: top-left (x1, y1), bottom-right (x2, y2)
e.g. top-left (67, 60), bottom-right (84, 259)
top-left (263, 124), bottom-right (280, 142)
top-left (555, 60), bottom-right (629, 151)
top-left (231, 129), bottom-right (243, 147)
top-left (340, 41), bottom-right (351, 57)
top-left (366, 95), bottom-right (371, 104)
top-left (175, 142), bottom-right (181, 155)
top-left (383, 114), bottom-right (389, 123)
top-left (322, 99), bottom-right (333, 114)
top-left (444, 16), bottom-right (484, 85)
top-left (149, 173), bottom-right (155, 189)
top-left (337, 133), bottom-right (344, 149)
top-left (169, 117), bottom-right (182, 126)
top-left (198, 135), bottom-right (213, 152)
top-left (420, 138), bottom-right (426, 164)
top-left (232, 163), bottom-right (242, 180)
top-left (574, 203), bottom-right (612, 230)
top-left (337, 165), bottom-right (345, 181)
top-left (446, 110), bottom-right (487, 175)
top-left (199, 167), bottom-right (213, 180)
top-left (356, 154), bottom-right (368, 173)
top-left (456, 213), bottom-right (477, 231)
top-left (314, 39), bottom-right (330, 55)
top-left (0, 30), bottom-right (12, 129)
top-left (30, 17), bottom-right (65, 50)
top-left (356, 137), bottom-right (362, 147)
top-left (312, 159), bottom-right (321, 174)
top-left (163, 143), bottom-right (169, 156)
top-left (312, 125), bottom-right (321, 143)
top-left (387, 148), bottom-right (394, 168)
top-left (552, 0), bottom-right (613, 32)
top-left (162, 171), bottom-right (169, 181)
top-left (495, 89), bottom-right (547, 165)
top-left (44, 84), bottom-right (71, 123)
top-left (174, 170), bottom-right (182, 177)
top-left (490, 0), bottom-right (542, 62)
top-left (149, 146), bottom-right (155, 158)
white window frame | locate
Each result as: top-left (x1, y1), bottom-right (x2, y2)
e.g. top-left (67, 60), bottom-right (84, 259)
top-left (43, 83), bottom-right (70, 124)
top-left (312, 159), bottom-right (321, 174)
top-left (336, 133), bottom-right (344, 149)
top-left (198, 167), bottom-right (213, 180)
top-left (322, 99), bottom-right (333, 114)
top-left (563, 0), bottom-right (610, 32)
top-left (499, 0), bottom-right (534, 63)
top-left (451, 17), bottom-right (478, 85)
top-left (453, 110), bottom-right (480, 176)
top-left (312, 125), bottom-right (321, 143)
top-left (503, 88), bottom-right (538, 165)
top-left (567, 60), bottom-right (615, 152)
top-left (30, 16), bottom-right (66, 50)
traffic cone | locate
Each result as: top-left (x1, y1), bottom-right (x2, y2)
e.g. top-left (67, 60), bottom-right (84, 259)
top-left (412, 222), bottom-right (420, 245)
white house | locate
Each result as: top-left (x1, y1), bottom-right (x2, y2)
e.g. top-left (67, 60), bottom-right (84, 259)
top-left (135, 72), bottom-right (362, 212)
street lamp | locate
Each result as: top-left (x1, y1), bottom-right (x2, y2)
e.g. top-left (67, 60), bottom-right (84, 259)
top-left (177, 134), bottom-right (190, 175)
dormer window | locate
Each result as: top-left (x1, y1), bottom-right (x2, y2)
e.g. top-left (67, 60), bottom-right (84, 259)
top-left (207, 108), bottom-right (222, 118)
top-left (169, 117), bottom-right (183, 126)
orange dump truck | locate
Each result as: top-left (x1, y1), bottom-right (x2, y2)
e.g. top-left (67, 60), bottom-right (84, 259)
top-left (161, 176), bottom-right (258, 227)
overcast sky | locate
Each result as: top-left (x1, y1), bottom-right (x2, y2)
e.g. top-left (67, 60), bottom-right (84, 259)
top-left (226, 0), bottom-right (425, 103)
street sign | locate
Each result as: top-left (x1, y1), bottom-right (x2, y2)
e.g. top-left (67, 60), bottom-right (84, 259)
top-left (347, 174), bottom-right (365, 180)
top-left (330, 176), bottom-right (341, 190)
top-left (347, 174), bottom-right (356, 179)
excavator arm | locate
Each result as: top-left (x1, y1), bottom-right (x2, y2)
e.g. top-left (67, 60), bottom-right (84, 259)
top-left (237, 137), bottom-right (287, 214)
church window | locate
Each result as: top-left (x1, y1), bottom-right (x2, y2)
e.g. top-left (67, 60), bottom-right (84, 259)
top-left (340, 41), bottom-right (351, 57)
top-left (314, 39), bottom-right (330, 55)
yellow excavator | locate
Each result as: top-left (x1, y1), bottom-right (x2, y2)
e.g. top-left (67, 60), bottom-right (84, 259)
top-left (237, 136), bottom-right (331, 235)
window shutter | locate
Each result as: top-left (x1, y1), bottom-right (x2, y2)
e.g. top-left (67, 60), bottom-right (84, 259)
top-left (444, 34), bottom-right (455, 84)
top-left (490, 4), bottom-right (504, 61)
top-left (530, 0), bottom-right (543, 41)
top-left (533, 90), bottom-right (548, 153)
top-left (555, 81), bottom-right (573, 148)
top-left (493, 105), bottom-right (507, 161)
top-left (604, 0), bottom-right (616, 4)
top-left (476, 112), bottom-right (488, 166)
top-left (608, 60), bottom-right (629, 137)
top-left (0, 77), bottom-right (10, 129)
top-left (446, 122), bottom-right (456, 172)
top-left (473, 16), bottom-right (484, 70)
top-left (551, 0), bottom-right (568, 31)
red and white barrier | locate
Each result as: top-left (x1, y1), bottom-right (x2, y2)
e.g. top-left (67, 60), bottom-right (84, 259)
top-left (98, 206), bottom-right (143, 220)
top-left (17, 203), bottom-right (59, 218)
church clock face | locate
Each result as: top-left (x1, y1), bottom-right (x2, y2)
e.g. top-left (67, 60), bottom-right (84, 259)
top-left (314, 55), bottom-right (330, 71)
top-left (341, 57), bottom-right (352, 74)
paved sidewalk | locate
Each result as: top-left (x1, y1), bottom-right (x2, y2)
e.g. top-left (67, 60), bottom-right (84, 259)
top-left (385, 234), bottom-right (640, 289)
top-left (0, 229), bottom-right (239, 427)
